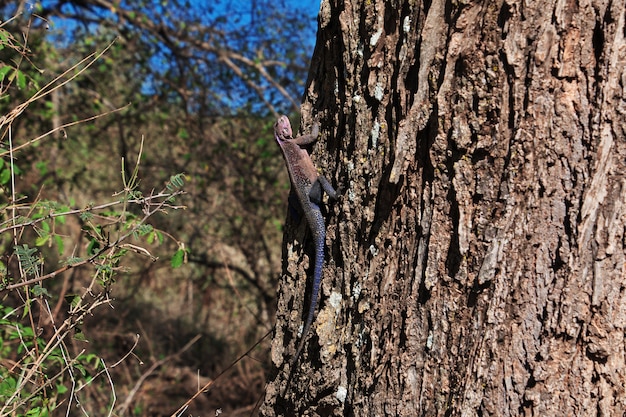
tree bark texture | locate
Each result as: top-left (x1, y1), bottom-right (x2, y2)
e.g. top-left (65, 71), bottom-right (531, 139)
top-left (262, 0), bottom-right (626, 415)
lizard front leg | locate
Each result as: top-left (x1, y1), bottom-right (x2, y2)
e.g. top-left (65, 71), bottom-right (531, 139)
top-left (291, 122), bottom-right (320, 145)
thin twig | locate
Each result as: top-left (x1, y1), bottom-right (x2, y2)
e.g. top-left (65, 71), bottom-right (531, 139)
top-left (102, 359), bottom-right (116, 417)
top-left (170, 329), bottom-right (273, 417)
top-left (0, 38), bottom-right (119, 139)
top-left (0, 191), bottom-right (185, 235)
top-left (0, 104), bottom-right (131, 157)
top-left (116, 334), bottom-right (202, 416)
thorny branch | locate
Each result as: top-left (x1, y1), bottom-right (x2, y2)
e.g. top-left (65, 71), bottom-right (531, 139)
top-left (2, 189), bottom-right (185, 291)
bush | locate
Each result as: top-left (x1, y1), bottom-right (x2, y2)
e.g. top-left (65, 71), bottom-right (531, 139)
top-left (0, 18), bottom-right (185, 416)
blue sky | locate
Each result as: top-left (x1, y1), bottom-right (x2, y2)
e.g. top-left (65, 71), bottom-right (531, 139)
top-left (22, 0), bottom-right (323, 113)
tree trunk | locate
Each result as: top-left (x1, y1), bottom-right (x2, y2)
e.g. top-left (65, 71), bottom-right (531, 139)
top-left (262, 0), bottom-right (626, 415)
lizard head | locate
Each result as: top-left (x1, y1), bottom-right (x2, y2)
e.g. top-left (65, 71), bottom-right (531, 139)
top-left (274, 115), bottom-right (293, 141)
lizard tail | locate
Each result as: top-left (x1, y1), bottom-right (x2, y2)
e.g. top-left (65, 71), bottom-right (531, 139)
top-left (291, 226), bottom-right (324, 367)
top-left (283, 221), bottom-right (325, 397)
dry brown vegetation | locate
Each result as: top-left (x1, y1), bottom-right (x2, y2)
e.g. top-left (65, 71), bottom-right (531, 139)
top-left (0, 2), bottom-right (314, 414)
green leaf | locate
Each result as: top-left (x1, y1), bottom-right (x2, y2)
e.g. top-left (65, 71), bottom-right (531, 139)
top-left (80, 211), bottom-right (94, 221)
top-left (35, 234), bottom-right (49, 247)
top-left (14, 244), bottom-right (42, 275)
top-left (57, 209), bottom-right (68, 224)
top-left (26, 406), bottom-right (50, 417)
top-left (35, 160), bottom-right (48, 176)
top-left (31, 285), bottom-right (50, 297)
top-left (54, 235), bottom-right (64, 255)
top-left (22, 300), bottom-right (30, 319)
top-left (0, 376), bottom-right (16, 397)
top-left (25, 407), bottom-right (41, 417)
top-left (0, 167), bottom-right (10, 185)
top-left (64, 256), bottom-right (83, 266)
top-left (74, 363), bottom-right (87, 377)
top-left (137, 223), bottom-right (153, 236)
top-left (166, 173), bottom-right (185, 192)
top-left (0, 66), bottom-right (11, 83)
top-left (177, 127), bottom-right (189, 139)
top-left (16, 69), bottom-right (26, 90)
top-left (86, 239), bottom-right (100, 256)
top-left (171, 249), bottom-right (185, 268)
top-left (19, 325), bottom-right (34, 339)
top-left (56, 383), bottom-right (69, 394)
top-left (69, 295), bottom-right (81, 308)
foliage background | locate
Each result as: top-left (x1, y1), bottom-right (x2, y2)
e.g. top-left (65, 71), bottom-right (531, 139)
top-left (0, 0), bottom-right (318, 415)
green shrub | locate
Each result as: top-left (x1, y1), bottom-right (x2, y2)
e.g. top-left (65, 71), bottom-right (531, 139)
top-left (0, 16), bottom-right (185, 416)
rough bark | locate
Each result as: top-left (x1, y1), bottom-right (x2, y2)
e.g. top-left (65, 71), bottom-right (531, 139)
top-left (262, 0), bottom-right (626, 415)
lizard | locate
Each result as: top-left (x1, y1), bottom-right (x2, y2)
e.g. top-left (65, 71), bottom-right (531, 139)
top-left (274, 114), bottom-right (338, 384)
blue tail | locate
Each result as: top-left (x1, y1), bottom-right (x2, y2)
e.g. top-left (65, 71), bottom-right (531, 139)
top-left (291, 203), bottom-right (326, 368)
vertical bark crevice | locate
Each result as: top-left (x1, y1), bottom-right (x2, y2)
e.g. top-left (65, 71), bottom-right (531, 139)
top-left (262, 0), bottom-right (626, 415)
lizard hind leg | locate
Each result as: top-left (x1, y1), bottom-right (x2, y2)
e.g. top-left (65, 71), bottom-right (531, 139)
top-left (309, 176), bottom-right (338, 206)
top-left (309, 180), bottom-right (323, 206)
top-left (318, 175), bottom-right (338, 200)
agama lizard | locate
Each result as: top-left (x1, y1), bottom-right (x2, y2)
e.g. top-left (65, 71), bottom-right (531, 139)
top-left (274, 115), bottom-right (338, 378)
